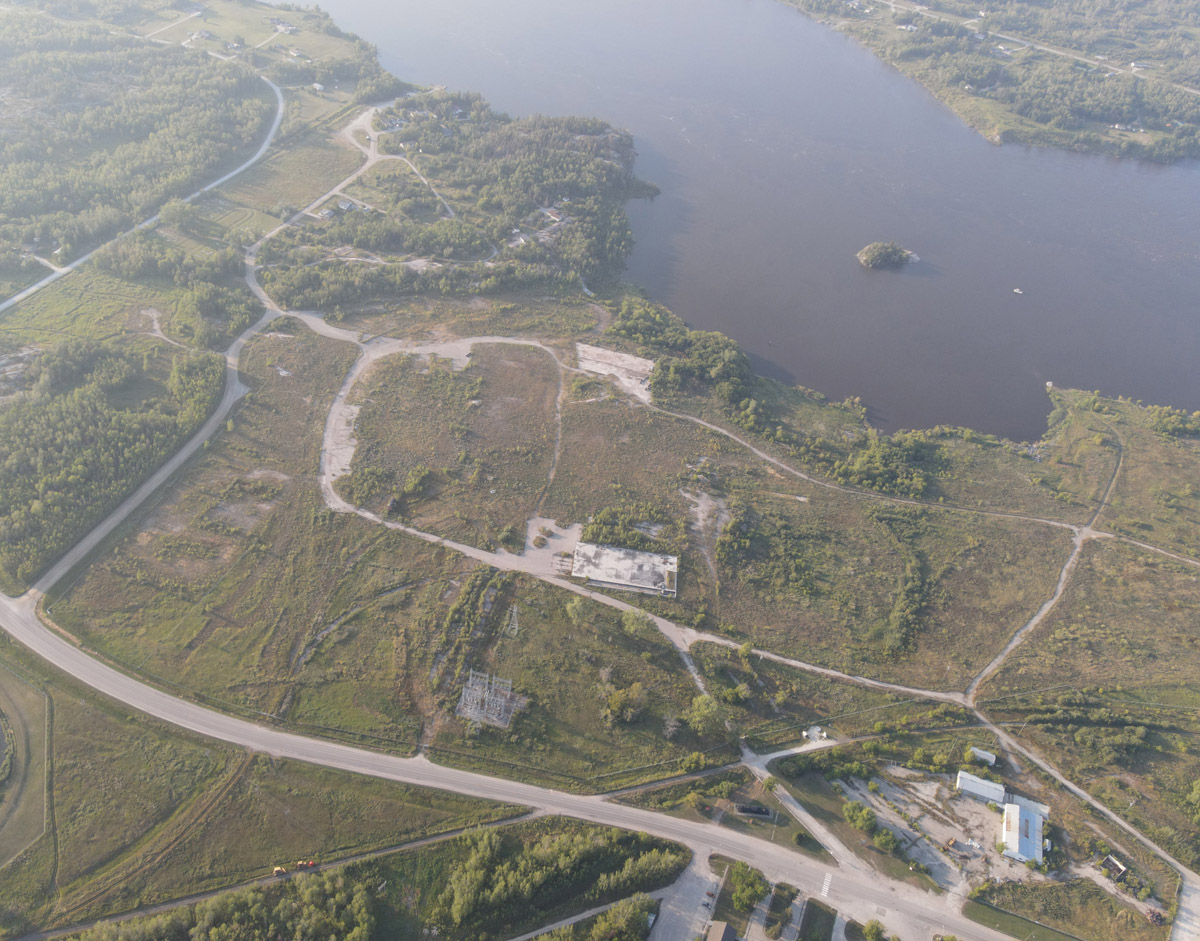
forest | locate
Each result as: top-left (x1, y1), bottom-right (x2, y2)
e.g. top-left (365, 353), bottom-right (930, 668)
top-left (258, 92), bottom-right (643, 308)
top-left (0, 340), bottom-right (224, 590)
top-left (787, 0), bottom-right (1200, 159)
top-left (0, 11), bottom-right (273, 262)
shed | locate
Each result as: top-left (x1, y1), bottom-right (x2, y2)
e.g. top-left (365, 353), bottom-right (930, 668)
top-left (955, 770), bottom-right (1005, 804)
top-left (969, 746), bottom-right (997, 766)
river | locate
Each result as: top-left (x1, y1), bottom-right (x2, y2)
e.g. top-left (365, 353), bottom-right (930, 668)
top-left (318, 0), bottom-right (1200, 440)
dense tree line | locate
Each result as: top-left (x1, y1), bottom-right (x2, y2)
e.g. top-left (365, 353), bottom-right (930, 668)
top-left (1146, 404), bottom-right (1200, 437)
top-left (431, 827), bottom-right (688, 934)
top-left (73, 872), bottom-right (372, 941)
top-left (0, 340), bottom-right (224, 589)
top-left (610, 297), bottom-right (751, 404)
top-left (0, 12), bottom-right (273, 260)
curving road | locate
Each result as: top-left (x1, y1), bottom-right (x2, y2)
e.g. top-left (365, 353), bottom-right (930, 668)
top-left (1, 95), bottom-right (1198, 938)
top-left (0, 77), bottom-right (285, 317)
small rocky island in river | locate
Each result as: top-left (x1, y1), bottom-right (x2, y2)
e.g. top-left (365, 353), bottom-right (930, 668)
top-left (857, 241), bottom-right (916, 268)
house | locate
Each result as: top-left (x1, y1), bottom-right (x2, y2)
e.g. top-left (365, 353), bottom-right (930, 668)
top-left (337, 199), bottom-right (354, 212)
top-left (1002, 801), bottom-right (1045, 864)
top-left (707, 923), bottom-right (736, 941)
top-left (312, 83), bottom-right (325, 92)
top-left (955, 770), bottom-right (1005, 804)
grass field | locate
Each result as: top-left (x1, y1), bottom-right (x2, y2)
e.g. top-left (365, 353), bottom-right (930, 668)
top-left (339, 293), bottom-right (601, 341)
top-left (428, 576), bottom-right (736, 789)
top-left (47, 323), bottom-right (726, 791)
top-left (0, 267), bottom-right (182, 345)
top-left (797, 897), bottom-right (838, 941)
top-left (340, 342), bottom-right (563, 552)
top-left (218, 132), bottom-right (362, 216)
top-left (0, 636), bottom-right (514, 941)
top-left (964, 899), bottom-right (1086, 941)
top-left (970, 880), bottom-right (1167, 941)
top-left (0, 662), bottom-right (48, 871)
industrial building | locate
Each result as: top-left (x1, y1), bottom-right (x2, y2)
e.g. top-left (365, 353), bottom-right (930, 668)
top-left (955, 770), bottom-right (1006, 804)
top-left (571, 542), bottom-right (678, 597)
top-left (1002, 801), bottom-right (1046, 864)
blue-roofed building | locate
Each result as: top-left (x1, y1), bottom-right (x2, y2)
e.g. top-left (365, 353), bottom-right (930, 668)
top-left (1002, 801), bottom-right (1045, 863)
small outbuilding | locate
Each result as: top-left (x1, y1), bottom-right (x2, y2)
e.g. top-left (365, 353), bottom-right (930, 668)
top-left (969, 746), bottom-right (997, 766)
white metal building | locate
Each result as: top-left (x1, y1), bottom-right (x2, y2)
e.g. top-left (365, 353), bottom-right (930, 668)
top-left (571, 542), bottom-right (678, 597)
top-left (1002, 802), bottom-right (1046, 864)
top-left (955, 770), bottom-right (1006, 804)
top-left (969, 746), bottom-right (998, 766)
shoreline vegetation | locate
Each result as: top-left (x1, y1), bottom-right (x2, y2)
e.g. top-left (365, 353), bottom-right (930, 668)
top-left (777, 0), bottom-right (1200, 162)
top-left (856, 241), bottom-right (915, 268)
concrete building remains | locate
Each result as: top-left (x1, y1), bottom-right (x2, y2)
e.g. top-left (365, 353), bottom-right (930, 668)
top-left (571, 542), bottom-right (678, 597)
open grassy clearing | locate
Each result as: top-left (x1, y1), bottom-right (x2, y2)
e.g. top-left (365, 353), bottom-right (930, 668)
top-left (339, 342), bottom-right (563, 552)
top-left (0, 662), bottom-right (48, 871)
top-left (48, 324), bottom-right (717, 791)
top-left (797, 897), bottom-right (838, 940)
top-left (981, 540), bottom-right (1200, 692)
top-left (0, 637), bottom-right (513, 941)
top-left (46, 328), bottom-right (440, 744)
top-left (1084, 395), bottom-right (1200, 558)
top-left (710, 485), bottom-right (1073, 688)
top-left (971, 880), bottom-right (1166, 941)
top-left (429, 577), bottom-right (734, 790)
top-left (335, 292), bottom-right (601, 341)
top-left (0, 267), bottom-right (182, 345)
top-left (218, 131), bottom-right (362, 217)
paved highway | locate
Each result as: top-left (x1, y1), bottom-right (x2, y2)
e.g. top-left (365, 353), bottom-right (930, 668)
top-left (0, 92), bottom-right (1195, 938)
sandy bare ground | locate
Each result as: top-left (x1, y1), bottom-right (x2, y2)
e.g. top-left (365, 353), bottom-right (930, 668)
top-left (575, 343), bottom-right (654, 403)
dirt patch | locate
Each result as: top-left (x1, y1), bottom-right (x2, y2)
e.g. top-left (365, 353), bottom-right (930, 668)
top-left (682, 489), bottom-right (729, 585)
top-left (575, 343), bottom-right (654, 403)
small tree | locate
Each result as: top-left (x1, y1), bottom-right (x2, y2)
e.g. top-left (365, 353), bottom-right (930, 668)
top-left (862, 919), bottom-right (886, 941)
top-left (841, 800), bottom-right (877, 834)
top-left (728, 861), bottom-right (769, 912)
top-left (686, 695), bottom-right (726, 738)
